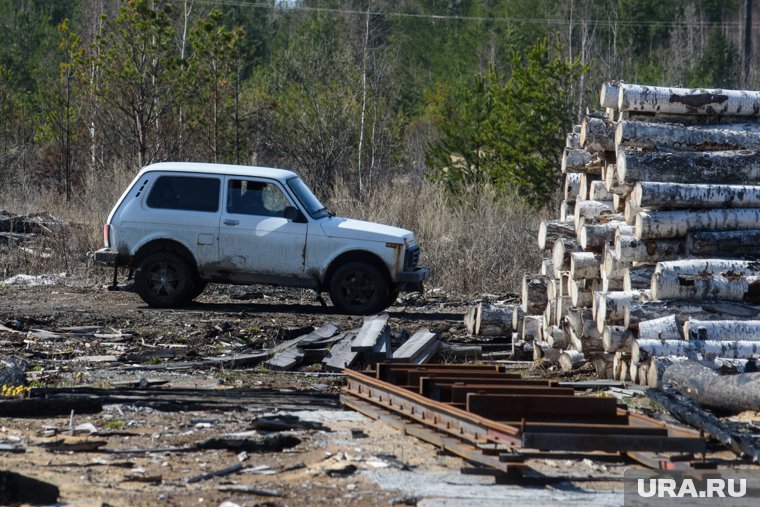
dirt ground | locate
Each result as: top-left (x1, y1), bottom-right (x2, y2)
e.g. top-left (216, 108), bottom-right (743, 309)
top-left (0, 280), bottom-right (496, 506)
top-left (0, 279), bottom-right (742, 506)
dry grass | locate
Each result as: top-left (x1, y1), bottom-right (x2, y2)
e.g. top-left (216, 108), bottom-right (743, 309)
top-left (329, 177), bottom-right (546, 295)
top-left (0, 169), bottom-right (132, 283)
top-left (0, 171), bottom-right (546, 295)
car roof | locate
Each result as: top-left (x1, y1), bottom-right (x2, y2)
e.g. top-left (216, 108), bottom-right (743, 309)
top-left (138, 162), bottom-right (299, 181)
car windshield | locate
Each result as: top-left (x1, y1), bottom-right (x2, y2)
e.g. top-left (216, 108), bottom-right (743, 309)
top-left (287, 177), bottom-right (329, 219)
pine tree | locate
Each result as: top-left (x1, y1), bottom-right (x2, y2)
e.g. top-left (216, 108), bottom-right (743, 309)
top-left (188, 10), bottom-right (244, 162)
top-left (426, 38), bottom-right (586, 205)
top-left (91, 0), bottom-right (188, 167)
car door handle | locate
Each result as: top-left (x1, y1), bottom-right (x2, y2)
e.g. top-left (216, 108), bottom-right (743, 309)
top-left (223, 219), bottom-right (239, 226)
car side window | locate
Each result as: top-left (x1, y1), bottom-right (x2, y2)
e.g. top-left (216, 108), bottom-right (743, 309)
top-left (227, 179), bottom-right (291, 217)
top-left (146, 176), bottom-right (220, 212)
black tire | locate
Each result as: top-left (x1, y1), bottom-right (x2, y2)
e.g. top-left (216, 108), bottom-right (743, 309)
top-left (134, 251), bottom-right (194, 308)
top-left (329, 261), bottom-right (390, 315)
top-left (386, 286), bottom-right (401, 307)
top-left (187, 278), bottom-right (208, 301)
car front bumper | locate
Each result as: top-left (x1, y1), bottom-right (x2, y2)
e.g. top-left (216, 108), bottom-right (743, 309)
top-left (93, 247), bottom-right (119, 266)
top-left (399, 267), bottom-right (430, 283)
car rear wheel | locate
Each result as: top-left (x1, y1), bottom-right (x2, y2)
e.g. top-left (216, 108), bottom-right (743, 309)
top-left (329, 261), bottom-right (390, 315)
top-left (134, 251), bottom-right (194, 308)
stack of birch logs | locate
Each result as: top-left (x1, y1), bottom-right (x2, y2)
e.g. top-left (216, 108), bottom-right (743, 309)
top-left (468, 81), bottom-right (760, 394)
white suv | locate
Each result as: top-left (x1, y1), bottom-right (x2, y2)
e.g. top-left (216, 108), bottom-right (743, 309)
top-left (93, 162), bottom-right (428, 314)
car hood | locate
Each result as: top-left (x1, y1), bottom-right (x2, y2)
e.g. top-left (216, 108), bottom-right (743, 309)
top-left (320, 217), bottom-right (413, 243)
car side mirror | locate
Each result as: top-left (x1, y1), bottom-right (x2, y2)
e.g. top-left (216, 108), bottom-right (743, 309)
top-left (283, 206), bottom-right (306, 223)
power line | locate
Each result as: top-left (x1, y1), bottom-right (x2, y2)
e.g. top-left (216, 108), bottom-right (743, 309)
top-left (171, 0), bottom-right (756, 29)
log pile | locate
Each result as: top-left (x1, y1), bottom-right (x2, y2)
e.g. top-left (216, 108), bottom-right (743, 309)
top-left (469, 81), bottom-right (760, 392)
top-left (0, 210), bottom-right (67, 262)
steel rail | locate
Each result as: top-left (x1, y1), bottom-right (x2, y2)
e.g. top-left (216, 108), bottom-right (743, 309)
top-left (340, 394), bottom-right (525, 475)
top-left (343, 366), bottom-right (707, 469)
top-left (345, 368), bottom-right (523, 446)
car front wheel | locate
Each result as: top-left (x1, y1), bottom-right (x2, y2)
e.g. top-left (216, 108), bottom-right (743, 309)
top-left (329, 261), bottom-right (390, 315)
top-left (134, 251), bottom-right (194, 308)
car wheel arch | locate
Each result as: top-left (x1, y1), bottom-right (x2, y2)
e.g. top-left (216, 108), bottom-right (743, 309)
top-left (133, 239), bottom-right (199, 277)
top-left (323, 250), bottom-right (391, 291)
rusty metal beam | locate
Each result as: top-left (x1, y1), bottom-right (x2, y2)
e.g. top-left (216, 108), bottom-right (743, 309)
top-left (422, 378), bottom-right (555, 401)
top-left (466, 394), bottom-right (623, 423)
top-left (450, 385), bottom-right (574, 404)
top-left (522, 433), bottom-right (706, 453)
top-left (629, 412), bottom-right (702, 439)
top-left (342, 366), bottom-right (706, 469)
top-left (520, 422), bottom-right (667, 436)
top-left (340, 394), bottom-right (525, 475)
top-left (376, 363), bottom-right (513, 383)
top-left (345, 370), bottom-right (522, 445)
top-left (404, 371), bottom-right (520, 391)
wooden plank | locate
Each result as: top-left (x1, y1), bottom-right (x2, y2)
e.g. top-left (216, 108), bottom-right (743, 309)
top-left (69, 355), bottom-right (120, 363)
top-left (264, 322), bottom-right (340, 370)
top-left (27, 329), bottom-right (64, 340)
top-left (264, 348), bottom-right (304, 371)
top-left (392, 329), bottom-right (439, 362)
top-left (351, 314), bottom-right (390, 351)
top-left (410, 339), bottom-right (440, 365)
top-left (372, 331), bottom-right (391, 363)
top-left (29, 387), bottom-right (339, 412)
top-left (298, 322), bottom-right (340, 345)
top-left (121, 351), bottom-right (270, 371)
top-left (323, 332), bottom-right (359, 372)
top-left (297, 334), bottom-right (345, 349)
top-left (187, 463), bottom-right (244, 484)
top-left (200, 352), bottom-right (270, 369)
top-left (0, 323), bottom-right (24, 334)
top-left (0, 397), bottom-right (102, 418)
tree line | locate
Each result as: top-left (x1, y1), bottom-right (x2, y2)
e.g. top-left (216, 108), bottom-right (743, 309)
top-left (0, 0), bottom-right (751, 205)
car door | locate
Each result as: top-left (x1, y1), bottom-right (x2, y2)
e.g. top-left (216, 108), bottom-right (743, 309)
top-left (218, 176), bottom-right (309, 283)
